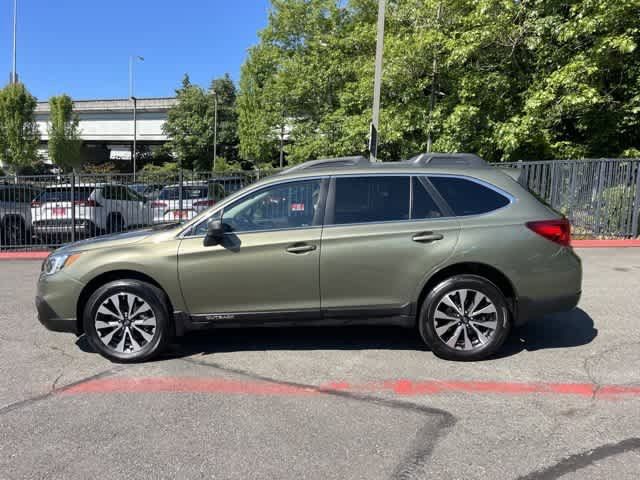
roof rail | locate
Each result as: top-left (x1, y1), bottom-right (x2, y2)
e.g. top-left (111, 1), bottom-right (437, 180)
top-left (408, 153), bottom-right (488, 168)
top-left (280, 156), bottom-right (370, 174)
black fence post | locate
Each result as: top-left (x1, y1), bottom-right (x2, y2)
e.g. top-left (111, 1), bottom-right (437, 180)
top-left (178, 166), bottom-right (184, 213)
top-left (70, 171), bottom-right (76, 243)
top-left (631, 160), bottom-right (640, 237)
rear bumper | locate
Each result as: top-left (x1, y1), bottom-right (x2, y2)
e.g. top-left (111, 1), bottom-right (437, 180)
top-left (516, 291), bottom-right (581, 326)
top-left (33, 220), bottom-right (96, 235)
top-left (35, 296), bottom-right (77, 334)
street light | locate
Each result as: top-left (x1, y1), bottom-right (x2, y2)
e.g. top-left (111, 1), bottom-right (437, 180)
top-left (212, 89), bottom-right (218, 170)
top-left (10, 0), bottom-right (18, 84)
top-left (369, 0), bottom-right (386, 162)
top-left (129, 55), bottom-right (144, 180)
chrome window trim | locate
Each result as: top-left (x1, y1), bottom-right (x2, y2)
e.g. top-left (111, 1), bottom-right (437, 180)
top-left (179, 171), bottom-right (515, 238)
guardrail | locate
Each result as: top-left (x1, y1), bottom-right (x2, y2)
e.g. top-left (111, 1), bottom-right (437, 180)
top-left (1, 158), bottom-right (638, 251)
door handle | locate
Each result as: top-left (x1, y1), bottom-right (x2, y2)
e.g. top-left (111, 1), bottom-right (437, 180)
top-left (286, 243), bottom-right (317, 254)
top-left (412, 232), bottom-right (443, 243)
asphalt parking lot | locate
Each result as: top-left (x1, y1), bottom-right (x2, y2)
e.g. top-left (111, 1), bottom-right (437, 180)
top-left (1, 248), bottom-right (639, 479)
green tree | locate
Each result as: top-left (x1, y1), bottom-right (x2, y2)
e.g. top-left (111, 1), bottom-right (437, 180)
top-left (163, 74), bottom-right (216, 171)
top-left (238, 0), bottom-right (640, 164)
top-left (0, 83), bottom-right (40, 173)
top-left (48, 94), bottom-right (83, 172)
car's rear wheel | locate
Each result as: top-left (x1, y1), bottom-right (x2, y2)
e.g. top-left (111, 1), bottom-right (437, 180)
top-left (83, 280), bottom-right (171, 362)
top-left (419, 274), bottom-right (510, 361)
top-left (1, 216), bottom-right (27, 246)
top-left (106, 213), bottom-right (125, 234)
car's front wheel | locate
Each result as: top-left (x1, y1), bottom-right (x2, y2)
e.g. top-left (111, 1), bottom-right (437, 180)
top-left (83, 280), bottom-right (171, 362)
top-left (419, 274), bottom-right (511, 361)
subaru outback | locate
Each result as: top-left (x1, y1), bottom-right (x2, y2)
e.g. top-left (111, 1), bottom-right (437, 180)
top-left (36, 154), bottom-right (582, 362)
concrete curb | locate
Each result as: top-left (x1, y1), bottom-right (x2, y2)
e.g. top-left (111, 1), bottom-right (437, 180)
top-left (0, 251), bottom-right (50, 260)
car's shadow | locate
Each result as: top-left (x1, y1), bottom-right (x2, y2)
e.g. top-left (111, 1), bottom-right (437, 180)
top-left (76, 307), bottom-right (597, 360)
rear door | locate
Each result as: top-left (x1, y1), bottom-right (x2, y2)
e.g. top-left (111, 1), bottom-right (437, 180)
top-left (319, 175), bottom-right (460, 318)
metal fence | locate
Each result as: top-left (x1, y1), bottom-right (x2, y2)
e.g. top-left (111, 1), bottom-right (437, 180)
top-left (1, 159), bottom-right (639, 251)
top-left (501, 159), bottom-right (640, 237)
top-left (0, 170), bottom-right (264, 250)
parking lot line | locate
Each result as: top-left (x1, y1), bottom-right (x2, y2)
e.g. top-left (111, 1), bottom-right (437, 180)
top-left (58, 376), bottom-right (640, 399)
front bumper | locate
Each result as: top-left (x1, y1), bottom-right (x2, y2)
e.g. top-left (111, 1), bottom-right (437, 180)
top-left (36, 270), bottom-right (85, 335)
top-left (35, 296), bottom-right (77, 334)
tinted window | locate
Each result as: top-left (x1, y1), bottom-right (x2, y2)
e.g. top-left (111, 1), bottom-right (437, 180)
top-left (333, 176), bottom-right (409, 224)
top-left (159, 186), bottom-right (208, 200)
top-left (429, 176), bottom-right (510, 216)
top-left (222, 179), bottom-right (321, 233)
top-left (412, 177), bottom-right (442, 219)
top-left (37, 187), bottom-right (94, 202)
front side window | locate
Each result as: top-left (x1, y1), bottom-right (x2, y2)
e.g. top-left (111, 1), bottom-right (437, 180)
top-left (429, 176), bottom-right (510, 216)
top-left (192, 179), bottom-right (322, 235)
top-left (332, 176), bottom-right (410, 225)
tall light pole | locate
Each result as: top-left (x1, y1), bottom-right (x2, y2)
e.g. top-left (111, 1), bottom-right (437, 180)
top-left (129, 55), bottom-right (144, 180)
top-left (369, 0), bottom-right (386, 163)
top-left (10, 0), bottom-right (18, 83)
top-left (212, 89), bottom-right (218, 170)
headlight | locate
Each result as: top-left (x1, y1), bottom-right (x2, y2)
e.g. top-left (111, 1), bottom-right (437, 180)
top-left (42, 252), bottom-right (81, 276)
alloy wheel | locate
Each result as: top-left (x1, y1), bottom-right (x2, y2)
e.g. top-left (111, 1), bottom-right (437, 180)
top-left (94, 293), bottom-right (157, 354)
top-left (433, 289), bottom-right (498, 351)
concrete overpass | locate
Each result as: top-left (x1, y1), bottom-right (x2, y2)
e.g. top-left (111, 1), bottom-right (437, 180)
top-left (35, 97), bottom-right (177, 162)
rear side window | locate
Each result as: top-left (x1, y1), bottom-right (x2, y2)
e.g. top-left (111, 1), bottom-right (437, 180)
top-left (333, 176), bottom-right (409, 224)
top-left (412, 177), bottom-right (442, 219)
top-left (429, 176), bottom-right (510, 216)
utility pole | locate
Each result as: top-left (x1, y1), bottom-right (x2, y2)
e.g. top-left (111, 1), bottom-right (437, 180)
top-left (10, 0), bottom-right (18, 84)
top-left (279, 121), bottom-right (285, 169)
top-left (426, 2), bottom-right (443, 153)
top-left (212, 89), bottom-right (218, 170)
top-left (369, 0), bottom-right (386, 162)
top-left (129, 55), bottom-right (144, 180)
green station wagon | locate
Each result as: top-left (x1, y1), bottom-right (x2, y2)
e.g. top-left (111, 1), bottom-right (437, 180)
top-left (36, 154), bottom-right (582, 362)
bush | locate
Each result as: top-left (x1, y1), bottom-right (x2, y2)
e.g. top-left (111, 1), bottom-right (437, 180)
top-left (601, 185), bottom-right (637, 235)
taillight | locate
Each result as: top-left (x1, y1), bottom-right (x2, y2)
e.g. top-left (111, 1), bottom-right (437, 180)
top-left (151, 201), bottom-right (168, 208)
top-left (526, 218), bottom-right (571, 246)
top-left (31, 201), bottom-right (41, 207)
top-left (193, 199), bottom-right (216, 207)
top-left (166, 210), bottom-right (193, 220)
top-left (74, 199), bottom-right (100, 207)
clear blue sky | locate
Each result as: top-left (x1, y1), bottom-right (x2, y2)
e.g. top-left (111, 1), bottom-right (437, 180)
top-left (1, 0), bottom-right (271, 101)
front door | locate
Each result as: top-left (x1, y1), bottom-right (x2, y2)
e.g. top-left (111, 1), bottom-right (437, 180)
top-left (178, 178), bottom-right (326, 319)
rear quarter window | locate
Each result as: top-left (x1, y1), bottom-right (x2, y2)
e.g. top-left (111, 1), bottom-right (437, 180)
top-left (429, 176), bottom-right (510, 216)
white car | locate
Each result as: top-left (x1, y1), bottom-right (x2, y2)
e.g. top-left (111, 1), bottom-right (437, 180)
top-left (31, 184), bottom-right (152, 237)
top-left (151, 182), bottom-right (226, 223)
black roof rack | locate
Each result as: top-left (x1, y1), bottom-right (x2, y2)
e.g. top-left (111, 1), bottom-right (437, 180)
top-left (407, 153), bottom-right (488, 168)
top-left (279, 156), bottom-right (370, 174)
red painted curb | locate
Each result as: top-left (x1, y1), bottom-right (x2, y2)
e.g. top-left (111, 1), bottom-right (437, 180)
top-left (0, 251), bottom-right (50, 260)
top-left (58, 376), bottom-right (640, 400)
top-left (571, 239), bottom-right (640, 248)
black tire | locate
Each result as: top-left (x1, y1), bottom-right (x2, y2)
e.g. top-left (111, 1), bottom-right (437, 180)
top-left (2, 216), bottom-right (26, 246)
top-left (83, 279), bottom-right (171, 362)
top-left (106, 213), bottom-right (125, 234)
top-left (418, 274), bottom-right (511, 361)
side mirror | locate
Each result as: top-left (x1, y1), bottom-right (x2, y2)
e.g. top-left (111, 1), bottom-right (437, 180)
top-left (204, 219), bottom-right (225, 246)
